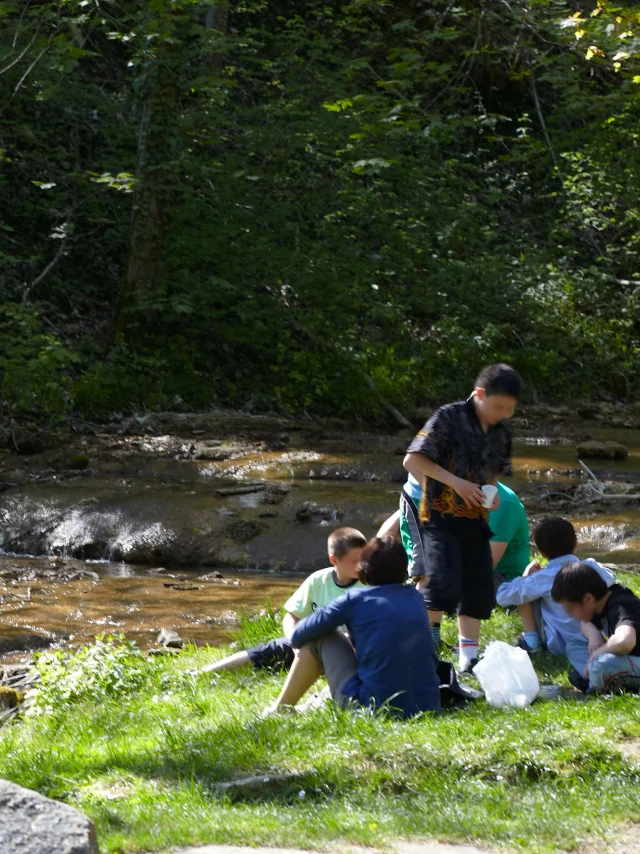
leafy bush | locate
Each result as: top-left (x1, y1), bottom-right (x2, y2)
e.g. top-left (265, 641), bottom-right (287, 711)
top-left (0, 305), bottom-right (78, 421)
top-left (26, 635), bottom-right (149, 716)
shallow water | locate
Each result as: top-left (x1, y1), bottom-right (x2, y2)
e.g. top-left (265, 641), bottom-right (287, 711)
top-left (0, 557), bottom-right (296, 662)
top-left (3, 425), bottom-right (640, 658)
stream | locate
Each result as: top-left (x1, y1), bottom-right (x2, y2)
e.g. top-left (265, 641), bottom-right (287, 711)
top-left (2, 414), bottom-right (640, 661)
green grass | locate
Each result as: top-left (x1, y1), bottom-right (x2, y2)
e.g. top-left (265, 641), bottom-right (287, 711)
top-left (3, 577), bottom-right (640, 853)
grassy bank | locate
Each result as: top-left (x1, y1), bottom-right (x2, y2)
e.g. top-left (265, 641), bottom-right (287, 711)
top-left (2, 579), bottom-right (640, 853)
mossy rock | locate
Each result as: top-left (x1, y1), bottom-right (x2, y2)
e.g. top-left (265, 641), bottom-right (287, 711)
top-left (69, 453), bottom-right (90, 470)
top-left (0, 686), bottom-right (25, 709)
top-left (225, 519), bottom-right (267, 542)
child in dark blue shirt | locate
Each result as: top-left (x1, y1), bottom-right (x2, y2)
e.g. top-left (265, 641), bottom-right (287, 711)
top-left (266, 537), bottom-right (441, 718)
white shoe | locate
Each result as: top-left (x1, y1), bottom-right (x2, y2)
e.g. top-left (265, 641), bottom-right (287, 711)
top-left (260, 702), bottom-right (298, 719)
top-left (297, 685), bottom-right (331, 714)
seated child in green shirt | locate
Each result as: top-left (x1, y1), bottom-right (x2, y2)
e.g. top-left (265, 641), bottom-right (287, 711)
top-left (200, 527), bottom-right (366, 675)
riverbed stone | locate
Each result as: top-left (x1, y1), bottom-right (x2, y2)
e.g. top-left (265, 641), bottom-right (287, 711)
top-left (0, 779), bottom-right (100, 854)
top-left (157, 629), bottom-right (184, 649)
top-left (577, 440), bottom-right (629, 460)
top-left (0, 633), bottom-right (53, 654)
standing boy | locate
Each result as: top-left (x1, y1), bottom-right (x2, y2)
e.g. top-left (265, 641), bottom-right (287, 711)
top-left (380, 480), bottom-right (532, 651)
top-left (552, 561), bottom-right (640, 694)
top-left (403, 363), bottom-right (519, 672)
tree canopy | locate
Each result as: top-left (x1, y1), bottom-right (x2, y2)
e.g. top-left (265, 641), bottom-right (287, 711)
top-left (1, 0), bottom-right (639, 422)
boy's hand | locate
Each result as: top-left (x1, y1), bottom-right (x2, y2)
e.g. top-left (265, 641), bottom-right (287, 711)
top-left (523, 560), bottom-right (543, 577)
top-left (584, 644), bottom-right (608, 676)
top-left (453, 477), bottom-right (485, 508)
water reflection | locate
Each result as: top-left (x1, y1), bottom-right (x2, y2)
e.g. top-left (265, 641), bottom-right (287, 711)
top-left (0, 558), bottom-right (296, 661)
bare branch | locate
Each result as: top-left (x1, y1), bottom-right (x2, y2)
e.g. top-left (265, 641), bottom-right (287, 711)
top-left (12, 32), bottom-right (53, 97)
top-left (22, 240), bottom-right (66, 302)
top-left (0, 19), bottom-right (40, 77)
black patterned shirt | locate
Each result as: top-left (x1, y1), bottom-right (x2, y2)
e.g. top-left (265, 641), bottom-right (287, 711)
top-left (406, 397), bottom-right (512, 529)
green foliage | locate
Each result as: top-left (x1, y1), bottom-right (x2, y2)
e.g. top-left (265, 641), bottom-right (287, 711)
top-left (1, 0), bottom-right (640, 419)
top-left (232, 604), bottom-right (285, 649)
top-left (26, 634), bottom-right (148, 717)
top-left (0, 305), bottom-right (78, 419)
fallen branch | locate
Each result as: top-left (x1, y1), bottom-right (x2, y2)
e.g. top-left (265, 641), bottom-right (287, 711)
top-left (215, 483), bottom-right (266, 497)
top-left (215, 771), bottom-right (306, 793)
top-left (578, 460), bottom-right (606, 498)
top-left (584, 493), bottom-right (640, 502)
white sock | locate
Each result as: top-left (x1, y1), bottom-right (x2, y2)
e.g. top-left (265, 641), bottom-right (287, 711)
top-left (458, 637), bottom-right (478, 670)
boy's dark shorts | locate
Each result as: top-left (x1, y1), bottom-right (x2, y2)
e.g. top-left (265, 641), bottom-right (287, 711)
top-left (493, 570), bottom-right (509, 593)
top-left (421, 527), bottom-right (495, 620)
top-left (246, 637), bottom-right (295, 671)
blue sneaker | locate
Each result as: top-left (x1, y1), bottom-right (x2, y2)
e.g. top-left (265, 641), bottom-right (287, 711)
top-left (512, 633), bottom-right (541, 655)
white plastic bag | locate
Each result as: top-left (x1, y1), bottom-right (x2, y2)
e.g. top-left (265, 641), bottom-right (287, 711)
top-left (472, 641), bottom-right (539, 708)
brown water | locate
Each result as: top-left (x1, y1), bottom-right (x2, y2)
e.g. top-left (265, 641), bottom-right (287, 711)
top-left (3, 425), bottom-right (640, 660)
top-left (0, 557), bottom-right (295, 662)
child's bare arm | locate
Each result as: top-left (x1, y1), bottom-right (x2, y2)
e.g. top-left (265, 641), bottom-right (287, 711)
top-left (377, 510), bottom-right (401, 541)
top-left (581, 621), bottom-right (606, 652)
top-left (282, 611), bottom-right (300, 640)
top-left (403, 453), bottom-right (485, 509)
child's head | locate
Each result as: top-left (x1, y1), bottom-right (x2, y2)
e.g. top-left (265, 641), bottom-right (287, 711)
top-left (534, 517), bottom-right (578, 559)
top-left (358, 536), bottom-right (408, 586)
top-left (328, 527), bottom-right (367, 578)
top-left (551, 561), bottom-right (609, 621)
top-left (473, 363), bottom-right (521, 425)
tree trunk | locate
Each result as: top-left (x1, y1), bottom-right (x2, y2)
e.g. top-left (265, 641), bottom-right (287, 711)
top-left (113, 4), bottom-right (228, 339)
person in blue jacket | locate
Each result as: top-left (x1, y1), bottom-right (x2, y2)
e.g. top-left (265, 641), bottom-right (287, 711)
top-left (266, 536), bottom-right (441, 718)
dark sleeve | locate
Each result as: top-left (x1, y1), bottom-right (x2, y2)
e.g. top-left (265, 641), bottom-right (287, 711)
top-left (612, 600), bottom-right (640, 633)
top-left (290, 594), bottom-right (352, 648)
top-left (406, 407), bottom-right (452, 467)
top-left (499, 426), bottom-right (512, 477)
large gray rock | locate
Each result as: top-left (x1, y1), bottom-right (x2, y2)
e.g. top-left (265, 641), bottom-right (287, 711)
top-left (577, 440), bottom-right (629, 460)
top-left (0, 780), bottom-right (99, 854)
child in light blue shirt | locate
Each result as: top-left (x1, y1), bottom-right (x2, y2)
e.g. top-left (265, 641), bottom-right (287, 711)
top-left (496, 516), bottom-right (615, 686)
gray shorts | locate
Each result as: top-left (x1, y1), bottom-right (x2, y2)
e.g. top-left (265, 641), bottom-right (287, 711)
top-left (307, 630), bottom-right (358, 709)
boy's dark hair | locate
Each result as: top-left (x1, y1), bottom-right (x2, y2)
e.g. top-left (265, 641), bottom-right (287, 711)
top-left (328, 527), bottom-right (367, 559)
top-left (534, 517), bottom-right (577, 559)
top-left (358, 536), bottom-right (408, 586)
top-left (475, 363), bottom-right (521, 399)
top-left (551, 561), bottom-right (608, 603)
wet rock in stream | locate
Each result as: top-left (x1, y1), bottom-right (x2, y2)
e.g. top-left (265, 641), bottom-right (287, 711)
top-left (295, 501), bottom-right (341, 524)
top-left (198, 570), bottom-right (225, 581)
top-left (577, 440), bottom-right (629, 460)
top-left (0, 564), bottom-right (99, 583)
top-left (157, 629), bottom-right (184, 649)
top-left (0, 633), bottom-right (54, 654)
top-left (225, 519), bottom-right (267, 542)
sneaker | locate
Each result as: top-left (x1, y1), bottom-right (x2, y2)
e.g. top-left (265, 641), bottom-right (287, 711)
top-left (260, 702), bottom-right (298, 719)
top-left (512, 633), bottom-right (541, 654)
top-left (458, 657), bottom-right (479, 676)
top-left (297, 685), bottom-right (331, 714)
top-left (567, 668), bottom-right (590, 694)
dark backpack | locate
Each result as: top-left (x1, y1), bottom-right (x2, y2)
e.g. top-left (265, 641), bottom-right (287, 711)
top-left (437, 659), bottom-right (483, 708)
